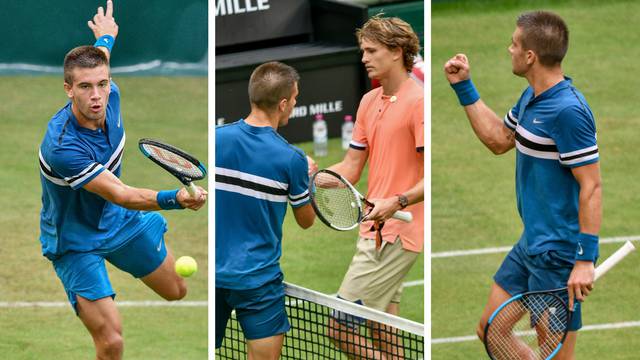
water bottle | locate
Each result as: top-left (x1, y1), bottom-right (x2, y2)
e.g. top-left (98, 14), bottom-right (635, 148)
top-left (313, 113), bottom-right (328, 157)
top-left (341, 115), bottom-right (354, 150)
top-left (216, 117), bottom-right (225, 126)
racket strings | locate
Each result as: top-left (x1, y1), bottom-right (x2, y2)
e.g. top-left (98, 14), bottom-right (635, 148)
top-left (142, 144), bottom-right (204, 178)
top-left (486, 294), bottom-right (569, 359)
top-left (311, 172), bottom-right (361, 229)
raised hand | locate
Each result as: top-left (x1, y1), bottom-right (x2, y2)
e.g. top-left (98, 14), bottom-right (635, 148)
top-left (444, 53), bottom-right (471, 84)
top-left (88, 0), bottom-right (119, 40)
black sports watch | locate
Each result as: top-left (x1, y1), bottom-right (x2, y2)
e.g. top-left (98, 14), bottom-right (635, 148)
top-left (396, 194), bottom-right (409, 209)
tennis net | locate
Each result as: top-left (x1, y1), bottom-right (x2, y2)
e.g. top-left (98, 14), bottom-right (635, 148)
top-left (216, 282), bottom-right (424, 359)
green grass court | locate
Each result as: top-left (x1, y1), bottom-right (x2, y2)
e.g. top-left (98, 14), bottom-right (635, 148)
top-left (432, 1), bottom-right (640, 359)
top-left (0, 76), bottom-right (208, 359)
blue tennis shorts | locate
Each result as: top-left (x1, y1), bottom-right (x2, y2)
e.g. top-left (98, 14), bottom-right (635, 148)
top-left (494, 240), bottom-right (582, 331)
top-left (215, 273), bottom-right (290, 348)
top-left (52, 211), bottom-right (168, 314)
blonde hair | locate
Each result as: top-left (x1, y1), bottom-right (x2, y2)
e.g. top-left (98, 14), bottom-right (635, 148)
top-left (356, 15), bottom-right (420, 71)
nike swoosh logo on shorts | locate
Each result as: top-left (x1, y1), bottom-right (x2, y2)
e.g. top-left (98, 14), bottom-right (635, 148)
top-left (157, 241), bottom-right (162, 252)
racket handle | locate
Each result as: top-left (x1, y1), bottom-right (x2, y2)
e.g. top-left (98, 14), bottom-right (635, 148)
top-left (392, 210), bottom-right (413, 223)
top-left (594, 241), bottom-right (636, 281)
top-left (186, 182), bottom-right (198, 198)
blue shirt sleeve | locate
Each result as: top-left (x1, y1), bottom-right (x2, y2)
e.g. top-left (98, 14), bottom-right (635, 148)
top-left (48, 144), bottom-right (105, 190)
top-left (504, 88), bottom-right (533, 131)
top-left (551, 105), bottom-right (599, 168)
top-left (287, 149), bottom-right (311, 208)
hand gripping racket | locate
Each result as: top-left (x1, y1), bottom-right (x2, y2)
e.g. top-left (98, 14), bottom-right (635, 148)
top-left (309, 169), bottom-right (413, 231)
top-left (483, 241), bottom-right (636, 360)
top-left (138, 139), bottom-right (207, 197)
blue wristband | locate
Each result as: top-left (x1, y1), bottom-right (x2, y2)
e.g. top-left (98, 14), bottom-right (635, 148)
top-left (94, 35), bottom-right (115, 53)
top-left (450, 78), bottom-right (480, 106)
top-left (157, 189), bottom-right (183, 210)
top-left (575, 233), bottom-right (599, 262)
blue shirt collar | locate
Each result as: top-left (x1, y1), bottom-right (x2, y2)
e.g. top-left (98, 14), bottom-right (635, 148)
top-left (529, 76), bottom-right (573, 104)
top-left (239, 118), bottom-right (276, 134)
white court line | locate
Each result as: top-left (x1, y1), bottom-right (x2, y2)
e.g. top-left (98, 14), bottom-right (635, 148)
top-left (0, 300), bottom-right (207, 308)
top-left (433, 321), bottom-right (640, 344)
top-left (0, 280), bottom-right (424, 309)
top-left (432, 235), bottom-right (640, 258)
top-left (403, 279), bottom-right (425, 287)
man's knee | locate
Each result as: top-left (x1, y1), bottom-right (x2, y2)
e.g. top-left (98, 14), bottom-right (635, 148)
top-left (100, 331), bottom-right (124, 358)
top-left (161, 279), bottom-right (187, 301)
top-left (173, 280), bottom-right (187, 300)
top-left (92, 322), bottom-right (123, 359)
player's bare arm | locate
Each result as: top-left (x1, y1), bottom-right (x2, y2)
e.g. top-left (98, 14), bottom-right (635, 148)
top-left (461, 101), bottom-right (516, 154)
top-left (445, 54), bottom-right (515, 154)
top-left (567, 162), bottom-right (602, 309)
top-left (328, 147), bottom-right (368, 185)
top-left (84, 170), bottom-right (207, 211)
top-left (292, 203), bottom-right (315, 229)
top-left (572, 162), bottom-right (602, 238)
top-left (88, 0), bottom-right (118, 60)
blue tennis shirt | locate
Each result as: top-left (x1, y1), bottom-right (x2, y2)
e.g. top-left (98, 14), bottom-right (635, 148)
top-left (39, 81), bottom-right (141, 260)
top-left (215, 119), bottom-right (310, 290)
top-left (503, 77), bottom-right (599, 258)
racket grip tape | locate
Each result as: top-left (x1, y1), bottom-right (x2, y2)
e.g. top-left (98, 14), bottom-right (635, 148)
top-left (392, 210), bottom-right (413, 223)
top-left (186, 182), bottom-right (199, 198)
top-left (594, 241), bottom-right (636, 281)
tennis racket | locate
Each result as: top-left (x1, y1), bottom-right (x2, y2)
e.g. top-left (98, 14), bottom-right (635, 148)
top-left (483, 241), bottom-right (636, 360)
top-left (138, 138), bottom-right (207, 197)
top-left (309, 169), bottom-right (413, 231)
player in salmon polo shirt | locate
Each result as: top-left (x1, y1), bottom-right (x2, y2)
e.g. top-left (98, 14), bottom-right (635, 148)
top-left (314, 16), bottom-right (424, 357)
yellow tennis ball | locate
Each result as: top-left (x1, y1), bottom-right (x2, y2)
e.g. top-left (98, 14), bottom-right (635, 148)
top-left (175, 256), bottom-right (198, 277)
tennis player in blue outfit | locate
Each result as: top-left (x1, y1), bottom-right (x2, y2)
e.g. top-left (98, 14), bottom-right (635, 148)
top-left (38, 2), bottom-right (206, 359)
top-left (215, 61), bottom-right (316, 359)
top-left (444, 11), bottom-right (601, 359)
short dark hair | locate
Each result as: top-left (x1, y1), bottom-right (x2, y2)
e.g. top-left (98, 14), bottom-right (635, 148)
top-left (356, 15), bottom-right (420, 72)
top-left (248, 62), bottom-right (300, 111)
top-left (516, 11), bottom-right (569, 67)
top-left (63, 46), bottom-right (110, 84)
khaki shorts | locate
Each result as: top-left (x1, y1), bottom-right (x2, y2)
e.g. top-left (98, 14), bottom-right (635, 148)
top-left (337, 237), bottom-right (419, 312)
